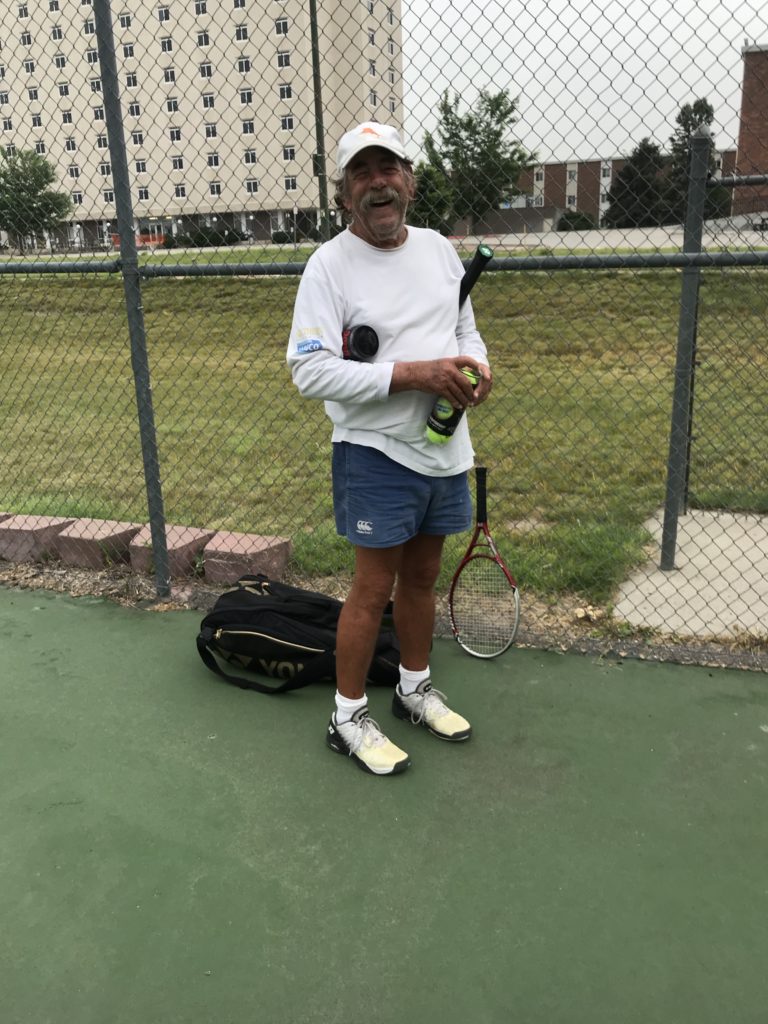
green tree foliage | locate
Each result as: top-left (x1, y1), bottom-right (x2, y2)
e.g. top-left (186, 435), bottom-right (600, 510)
top-left (421, 89), bottom-right (535, 231)
top-left (408, 161), bottom-right (454, 233)
top-left (666, 98), bottom-right (731, 223)
top-left (0, 149), bottom-right (71, 252)
top-left (603, 138), bottom-right (670, 228)
top-left (557, 210), bottom-right (597, 231)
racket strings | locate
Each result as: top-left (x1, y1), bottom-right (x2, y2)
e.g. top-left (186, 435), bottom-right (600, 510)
top-left (450, 555), bottom-right (519, 657)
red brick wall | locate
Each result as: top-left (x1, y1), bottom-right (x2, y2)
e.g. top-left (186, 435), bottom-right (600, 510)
top-left (733, 46), bottom-right (768, 215)
top-left (576, 161), bottom-right (602, 222)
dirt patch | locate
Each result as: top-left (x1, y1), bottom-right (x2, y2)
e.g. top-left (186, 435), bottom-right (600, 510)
top-left (2, 557), bottom-right (766, 673)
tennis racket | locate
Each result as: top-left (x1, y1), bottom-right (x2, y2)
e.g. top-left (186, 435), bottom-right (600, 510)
top-left (448, 466), bottom-right (520, 658)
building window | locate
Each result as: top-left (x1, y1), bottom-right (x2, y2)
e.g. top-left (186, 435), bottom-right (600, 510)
top-left (126, 72), bottom-right (137, 87)
top-left (50, 0), bottom-right (60, 9)
top-left (279, 83), bottom-right (292, 99)
top-left (83, 19), bottom-right (95, 33)
top-left (195, 0), bottom-right (207, 13)
top-left (21, 31), bottom-right (32, 45)
top-left (240, 89), bottom-right (252, 104)
top-left (65, 137), bottom-right (77, 151)
top-left (35, 141), bottom-right (46, 154)
top-left (122, 43), bottom-right (133, 57)
top-left (5, 145), bottom-right (16, 156)
top-left (277, 51), bottom-right (290, 68)
top-left (388, 97), bottom-right (396, 113)
top-left (90, 78), bottom-right (102, 92)
top-left (387, 37), bottom-right (395, 55)
top-left (128, 101), bottom-right (140, 116)
top-left (244, 149), bottom-right (257, 164)
top-left (164, 67), bottom-right (175, 83)
top-left (31, 113), bottom-right (42, 127)
top-left (387, 67), bottom-right (395, 84)
top-left (93, 106), bottom-right (104, 120)
top-left (236, 25), bottom-right (248, 40)
top-left (241, 120), bottom-right (255, 134)
top-left (58, 82), bottom-right (69, 96)
top-left (71, 191), bottom-right (83, 204)
top-left (51, 25), bottom-right (62, 39)
top-left (209, 181), bottom-right (221, 196)
top-left (161, 37), bottom-right (172, 52)
top-left (234, 0), bottom-right (245, 7)
top-left (167, 97), bottom-right (178, 112)
top-left (283, 145), bottom-right (295, 161)
top-left (387, 5), bottom-right (394, 23)
top-left (368, 30), bottom-right (375, 44)
top-left (86, 49), bottom-right (98, 64)
top-left (157, 6), bottom-right (169, 21)
top-left (369, 91), bottom-right (378, 107)
top-left (280, 115), bottom-right (293, 130)
top-left (169, 127), bottom-right (181, 141)
top-left (246, 178), bottom-right (259, 193)
top-left (0, 67), bottom-right (5, 81)
top-left (285, 176), bottom-right (297, 191)
top-left (204, 123), bottom-right (217, 138)
top-left (135, 159), bottom-right (147, 172)
top-left (369, 60), bottom-right (376, 76)
top-left (18, 4), bottom-right (29, 16)
top-left (23, 59), bottom-right (35, 73)
top-left (202, 93), bottom-right (214, 109)
top-left (601, 166), bottom-right (611, 178)
top-left (175, 184), bottom-right (186, 198)
top-left (567, 195), bottom-right (576, 206)
top-left (275, 17), bottom-right (288, 35)
top-left (208, 153), bottom-right (219, 167)
top-left (99, 161), bottom-right (111, 176)
top-left (62, 110), bottom-right (72, 123)
top-left (534, 170), bottom-right (544, 181)
top-left (131, 130), bottom-right (143, 144)
top-left (198, 31), bottom-right (209, 46)
top-left (172, 155), bottom-right (184, 169)
top-left (568, 169), bottom-right (577, 181)
top-left (237, 57), bottom-right (250, 72)
top-left (103, 190), bottom-right (114, 202)
top-left (200, 62), bottom-right (212, 78)
top-left (0, 93), bottom-right (7, 105)
top-left (138, 187), bottom-right (149, 201)
top-left (68, 165), bottom-right (80, 178)
top-left (54, 54), bottom-right (66, 68)
top-left (97, 134), bottom-right (108, 148)
top-left (120, 13), bottom-right (131, 27)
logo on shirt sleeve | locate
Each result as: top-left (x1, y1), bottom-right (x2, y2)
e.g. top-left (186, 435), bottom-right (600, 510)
top-left (296, 338), bottom-right (324, 354)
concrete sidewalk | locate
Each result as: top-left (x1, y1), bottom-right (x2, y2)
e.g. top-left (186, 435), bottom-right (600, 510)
top-left (2, 586), bottom-right (768, 1024)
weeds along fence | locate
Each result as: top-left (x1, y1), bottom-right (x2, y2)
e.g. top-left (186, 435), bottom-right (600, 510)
top-left (1, 0), bottom-right (767, 667)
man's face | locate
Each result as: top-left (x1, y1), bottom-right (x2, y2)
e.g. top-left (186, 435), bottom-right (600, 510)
top-left (343, 147), bottom-right (414, 249)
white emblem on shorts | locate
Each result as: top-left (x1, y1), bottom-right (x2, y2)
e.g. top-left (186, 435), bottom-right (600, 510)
top-left (356, 520), bottom-right (374, 535)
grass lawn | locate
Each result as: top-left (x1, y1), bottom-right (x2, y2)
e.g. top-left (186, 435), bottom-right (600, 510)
top-left (0, 263), bottom-right (766, 606)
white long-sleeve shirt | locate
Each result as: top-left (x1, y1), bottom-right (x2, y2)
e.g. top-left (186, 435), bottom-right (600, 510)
top-left (286, 225), bottom-right (489, 476)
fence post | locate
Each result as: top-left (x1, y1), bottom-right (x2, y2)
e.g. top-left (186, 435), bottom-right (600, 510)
top-left (309, 0), bottom-right (331, 241)
top-left (660, 125), bottom-right (712, 571)
top-left (93, 0), bottom-right (171, 598)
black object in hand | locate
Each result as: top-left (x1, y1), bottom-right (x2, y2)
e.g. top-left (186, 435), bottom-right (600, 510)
top-left (342, 324), bottom-right (379, 361)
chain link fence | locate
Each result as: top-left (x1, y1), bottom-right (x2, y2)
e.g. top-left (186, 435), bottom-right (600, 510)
top-left (1, 0), bottom-right (767, 668)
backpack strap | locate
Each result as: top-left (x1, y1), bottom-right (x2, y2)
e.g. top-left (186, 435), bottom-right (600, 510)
top-left (196, 627), bottom-right (337, 694)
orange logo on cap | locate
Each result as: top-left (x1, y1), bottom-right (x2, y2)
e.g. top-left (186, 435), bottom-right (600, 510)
top-left (358, 126), bottom-right (381, 136)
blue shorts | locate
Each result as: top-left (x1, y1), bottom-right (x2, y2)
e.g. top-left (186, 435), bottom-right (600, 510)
top-left (332, 441), bottom-right (472, 548)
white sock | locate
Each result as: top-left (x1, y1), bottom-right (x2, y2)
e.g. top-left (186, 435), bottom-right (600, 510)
top-left (398, 665), bottom-right (430, 696)
top-left (334, 691), bottom-right (368, 724)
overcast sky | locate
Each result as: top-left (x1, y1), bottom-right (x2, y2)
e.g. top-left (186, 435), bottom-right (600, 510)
top-left (400, 0), bottom-right (767, 164)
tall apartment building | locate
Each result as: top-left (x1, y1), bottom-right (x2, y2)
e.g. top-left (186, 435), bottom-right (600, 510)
top-left (732, 43), bottom-right (768, 216)
top-left (0, 0), bottom-right (404, 246)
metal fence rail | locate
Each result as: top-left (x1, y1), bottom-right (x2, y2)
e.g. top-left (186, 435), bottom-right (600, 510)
top-left (1, 0), bottom-right (767, 666)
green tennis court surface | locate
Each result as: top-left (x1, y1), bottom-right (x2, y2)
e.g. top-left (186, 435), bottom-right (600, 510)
top-left (2, 585), bottom-right (767, 1024)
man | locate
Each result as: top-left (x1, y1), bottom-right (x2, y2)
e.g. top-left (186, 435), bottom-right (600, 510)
top-left (286, 121), bottom-right (492, 776)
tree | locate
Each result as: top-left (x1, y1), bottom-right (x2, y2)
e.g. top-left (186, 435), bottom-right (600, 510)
top-left (665, 98), bottom-right (731, 223)
top-left (603, 138), bottom-right (670, 228)
top-left (422, 89), bottom-right (536, 231)
top-left (0, 149), bottom-right (71, 252)
top-left (408, 160), bottom-right (453, 234)
top-left (557, 210), bottom-right (597, 232)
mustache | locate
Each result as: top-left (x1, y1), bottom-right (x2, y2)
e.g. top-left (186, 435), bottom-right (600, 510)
top-left (359, 187), bottom-right (404, 212)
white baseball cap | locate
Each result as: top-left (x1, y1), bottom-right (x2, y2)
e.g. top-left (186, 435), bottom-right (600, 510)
top-left (335, 122), bottom-right (411, 176)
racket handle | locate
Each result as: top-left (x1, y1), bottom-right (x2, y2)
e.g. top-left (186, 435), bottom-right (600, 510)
top-left (475, 466), bottom-right (488, 523)
top-left (459, 244), bottom-right (493, 308)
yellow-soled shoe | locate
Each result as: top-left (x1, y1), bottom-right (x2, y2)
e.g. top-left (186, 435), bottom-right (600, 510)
top-left (392, 680), bottom-right (472, 741)
top-left (326, 708), bottom-right (410, 775)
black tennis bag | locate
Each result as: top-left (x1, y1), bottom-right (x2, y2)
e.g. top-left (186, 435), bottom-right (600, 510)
top-left (196, 574), bottom-right (399, 694)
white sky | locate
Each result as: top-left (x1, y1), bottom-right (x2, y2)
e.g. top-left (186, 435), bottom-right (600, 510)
top-left (400, 0), bottom-right (767, 164)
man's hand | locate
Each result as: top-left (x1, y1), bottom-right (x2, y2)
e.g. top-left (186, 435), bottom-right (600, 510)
top-left (390, 357), bottom-right (493, 409)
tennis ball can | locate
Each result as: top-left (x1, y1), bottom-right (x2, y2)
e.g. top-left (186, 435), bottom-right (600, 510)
top-left (424, 367), bottom-right (480, 444)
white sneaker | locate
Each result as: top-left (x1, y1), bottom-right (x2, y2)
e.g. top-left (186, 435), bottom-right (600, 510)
top-left (326, 707), bottom-right (410, 775)
top-left (392, 680), bottom-right (472, 741)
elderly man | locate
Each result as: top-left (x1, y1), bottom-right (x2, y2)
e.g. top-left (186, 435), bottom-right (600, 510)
top-left (286, 122), bottom-right (492, 775)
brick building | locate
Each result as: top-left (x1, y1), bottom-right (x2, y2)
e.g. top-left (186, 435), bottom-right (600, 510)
top-left (732, 43), bottom-right (768, 216)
